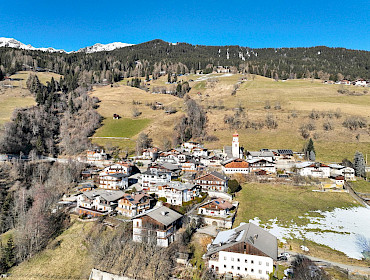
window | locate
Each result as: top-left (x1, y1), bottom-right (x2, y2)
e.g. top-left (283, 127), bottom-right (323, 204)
top-left (231, 257), bottom-right (234, 261)
top-left (266, 271), bottom-right (270, 275)
top-left (237, 267), bottom-right (240, 270)
top-left (224, 265), bottom-right (227, 268)
top-left (259, 270), bottom-right (262, 274)
top-left (224, 256), bottom-right (227, 260)
top-left (259, 261), bottom-right (262, 265)
top-left (251, 260), bottom-right (254, 264)
top-left (231, 265), bottom-right (234, 269)
top-left (266, 262), bottom-right (269, 266)
top-left (244, 259), bottom-right (248, 263)
top-left (244, 268), bottom-right (248, 271)
top-left (251, 268), bottom-right (254, 272)
top-left (237, 258), bottom-right (240, 262)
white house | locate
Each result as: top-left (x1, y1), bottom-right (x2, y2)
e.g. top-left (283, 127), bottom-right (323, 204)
top-left (329, 164), bottom-right (356, 181)
top-left (99, 173), bottom-right (128, 190)
top-left (101, 162), bottom-right (133, 176)
top-left (141, 169), bottom-right (171, 190)
top-left (198, 198), bottom-right (237, 229)
top-left (342, 167), bottom-right (356, 181)
top-left (86, 150), bottom-right (108, 162)
top-left (198, 198), bottom-right (234, 217)
top-left (142, 147), bottom-right (160, 160)
top-left (153, 182), bottom-right (200, 206)
top-left (296, 162), bottom-right (331, 178)
top-left (195, 171), bottom-right (229, 193)
top-left (205, 223), bottom-right (277, 279)
top-left (199, 155), bottom-right (223, 167)
top-left (76, 189), bottom-right (125, 217)
top-left (182, 141), bottom-right (203, 152)
top-left (222, 158), bottom-right (249, 174)
top-left (132, 206), bottom-right (183, 247)
top-left (247, 150), bottom-right (275, 162)
top-left (247, 159), bottom-right (276, 174)
top-left (192, 147), bottom-right (209, 158)
top-left (354, 79), bottom-right (366, 87)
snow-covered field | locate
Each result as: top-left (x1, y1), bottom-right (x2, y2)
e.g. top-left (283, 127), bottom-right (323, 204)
top-left (195, 73), bottom-right (233, 82)
top-left (251, 207), bottom-right (370, 259)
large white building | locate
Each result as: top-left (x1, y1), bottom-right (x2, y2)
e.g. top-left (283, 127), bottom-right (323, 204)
top-left (204, 223), bottom-right (277, 279)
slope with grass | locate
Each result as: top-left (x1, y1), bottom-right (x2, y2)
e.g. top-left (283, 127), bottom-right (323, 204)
top-left (90, 84), bottom-right (183, 153)
top-left (8, 220), bottom-right (94, 280)
top-left (189, 74), bottom-right (370, 162)
top-left (233, 183), bottom-right (370, 266)
top-left (234, 183), bottom-right (359, 226)
top-left (91, 74), bottom-right (369, 162)
top-left (0, 71), bottom-right (62, 127)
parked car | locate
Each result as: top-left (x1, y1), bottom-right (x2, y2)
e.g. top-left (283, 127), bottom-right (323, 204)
top-left (278, 255), bottom-right (288, 261)
top-left (279, 252), bottom-right (290, 258)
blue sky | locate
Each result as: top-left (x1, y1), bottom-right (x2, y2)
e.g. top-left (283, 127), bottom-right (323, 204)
top-left (1, 0), bottom-right (369, 51)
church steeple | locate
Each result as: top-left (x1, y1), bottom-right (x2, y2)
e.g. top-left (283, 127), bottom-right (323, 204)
top-left (232, 131), bottom-right (240, 158)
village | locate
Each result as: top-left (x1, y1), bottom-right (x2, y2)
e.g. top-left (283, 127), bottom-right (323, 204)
top-left (41, 130), bottom-right (366, 280)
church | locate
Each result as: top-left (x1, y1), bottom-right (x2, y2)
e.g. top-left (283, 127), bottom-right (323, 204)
top-left (223, 131), bottom-right (244, 159)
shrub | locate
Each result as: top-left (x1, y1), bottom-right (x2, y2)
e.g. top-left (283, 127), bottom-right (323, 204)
top-left (309, 109), bottom-right (320, 119)
top-left (323, 121), bottom-right (333, 131)
top-left (265, 113), bottom-right (278, 129)
top-left (264, 100), bottom-right (271, 109)
top-left (343, 116), bottom-right (367, 130)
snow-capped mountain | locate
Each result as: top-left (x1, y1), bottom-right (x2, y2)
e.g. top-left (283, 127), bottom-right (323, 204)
top-left (76, 42), bottom-right (134, 53)
top-left (0, 37), bottom-right (134, 54)
top-left (0, 37), bottom-right (66, 53)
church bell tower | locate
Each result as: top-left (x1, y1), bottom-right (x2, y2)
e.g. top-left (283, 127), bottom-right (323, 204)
top-left (232, 131), bottom-right (240, 158)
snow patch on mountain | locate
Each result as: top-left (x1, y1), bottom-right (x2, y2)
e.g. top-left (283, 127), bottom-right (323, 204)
top-left (0, 37), bottom-right (134, 54)
top-left (0, 37), bottom-right (66, 53)
top-left (77, 42), bottom-right (134, 53)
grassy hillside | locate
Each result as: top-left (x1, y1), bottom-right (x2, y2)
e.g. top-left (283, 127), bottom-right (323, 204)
top-left (8, 220), bottom-right (94, 280)
top-left (233, 183), bottom-right (368, 266)
top-left (91, 74), bottom-right (370, 162)
top-left (90, 84), bottom-right (183, 153)
top-left (0, 71), bottom-right (62, 127)
top-left (234, 183), bottom-right (359, 226)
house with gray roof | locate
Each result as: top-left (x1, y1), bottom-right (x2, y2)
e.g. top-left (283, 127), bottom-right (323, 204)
top-left (76, 189), bottom-right (126, 217)
top-left (132, 205), bottom-right (183, 247)
top-left (204, 222), bottom-right (277, 279)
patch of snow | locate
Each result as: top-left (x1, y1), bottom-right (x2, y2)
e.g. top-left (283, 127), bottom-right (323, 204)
top-left (77, 42), bottom-right (134, 53)
top-left (250, 207), bottom-right (370, 259)
top-left (0, 37), bottom-right (134, 53)
top-left (195, 73), bottom-right (233, 82)
top-left (0, 37), bottom-right (66, 53)
top-left (239, 52), bottom-right (245, 61)
top-left (226, 48), bottom-right (229, 60)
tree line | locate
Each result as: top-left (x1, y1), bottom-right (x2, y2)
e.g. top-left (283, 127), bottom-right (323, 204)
top-left (1, 39), bottom-right (369, 85)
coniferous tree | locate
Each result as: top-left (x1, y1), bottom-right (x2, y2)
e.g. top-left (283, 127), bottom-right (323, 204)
top-left (305, 138), bottom-right (315, 160)
top-left (4, 237), bottom-right (15, 269)
top-left (354, 152), bottom-right (366, 178)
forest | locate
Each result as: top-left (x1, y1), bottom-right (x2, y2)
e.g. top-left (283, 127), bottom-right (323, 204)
top-left (0, 39), bottom-right (369, 86)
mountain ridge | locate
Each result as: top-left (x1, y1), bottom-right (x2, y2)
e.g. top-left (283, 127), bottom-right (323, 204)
top-left (0, 37), bottom-right (134, 53)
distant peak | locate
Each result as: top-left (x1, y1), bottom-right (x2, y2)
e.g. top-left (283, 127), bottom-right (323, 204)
top-left (76, 42), bottom-right (134, 53)
top-left (0, 37), bottom-right (66, 53)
